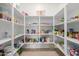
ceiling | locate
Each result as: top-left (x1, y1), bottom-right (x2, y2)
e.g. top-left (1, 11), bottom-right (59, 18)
top-left (17, 3), bottom-right (66, 16)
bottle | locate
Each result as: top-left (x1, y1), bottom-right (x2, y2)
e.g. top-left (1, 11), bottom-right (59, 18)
top-left (26, 29), bottom-right (29, 34)
top-left (76, 48), bottom-right (79, 56)
top-left (68, 32), bottom-right (73, 38)
top-left (0, 13), bottom-right (3, 18)
top-left (70, 48), bottom-right (75, 56)
top-left (31, 29), bottom-right (36, 34)
top-left (74, 51), bottom-right (78, 56)
top-left (75, 32), bottom-right (79, 41)
top-left (44, 37), bottom-right (47, 42)
top-left (3, 32), bottom-right (8, 38)
top-left (40, 37), bottom-right (42, 42)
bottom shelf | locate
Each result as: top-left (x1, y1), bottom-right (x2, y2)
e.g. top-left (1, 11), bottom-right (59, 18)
top-left (6, 43), bottom-right (24, 56)
top-left (53, 43), bottom-right (66, 55)
top-left (24, 42), bottom-right (54, 44)
top-left (23, 42), bottom-right (54, 49)
top-left (13, 43), bottom-right (24, 55)
top-left (67, 41), bottom-right (79, 56)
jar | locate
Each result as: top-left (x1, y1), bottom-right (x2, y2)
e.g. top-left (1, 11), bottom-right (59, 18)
top-left (75, 32), bottom-right (79, 41)
top-left (72, 32), bottom-right (75, 38)
top-left (58, 31), bottom-right (61, 35)
top-left (68, 32), bottom-right (73, 38)
top-left (70, 48), bottom-right (75, 56)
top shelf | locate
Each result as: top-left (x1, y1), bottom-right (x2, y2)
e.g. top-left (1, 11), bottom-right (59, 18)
top-left (54, 4), bottom-right (79, 26)
top-left (0, 3), bottom-right (24, 25)
top-left (25, 16), bottom-right (53, 18)
top-left (54, 18), bottom-right (79, 26)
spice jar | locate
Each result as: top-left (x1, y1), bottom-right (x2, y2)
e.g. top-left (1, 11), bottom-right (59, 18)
top-left (70, 48), bottom-right (75, 56)
top-left (68, 32), bottom-right (73, 38)
top-left (75, 32), bottom-right (79, 41)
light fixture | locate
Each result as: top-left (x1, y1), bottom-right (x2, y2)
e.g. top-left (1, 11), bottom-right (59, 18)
top-left (36, 4), bottom-right (45, 16)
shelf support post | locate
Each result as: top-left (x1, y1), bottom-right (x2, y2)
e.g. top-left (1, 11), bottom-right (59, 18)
top-left (53, 16), bottom-right (55, 43)
top-left (12, 3), bottom-right (15, 55)
top-left (24, 14), bottom-right (26, 44)
top-left (64, 6), bottom-right (68, 56)
top-left (39, 16), bottom-right (40, 43)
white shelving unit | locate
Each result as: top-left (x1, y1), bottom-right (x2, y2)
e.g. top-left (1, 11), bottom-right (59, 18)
top-left (0, 3), bottom-right (24, 56)
top-left (53, 3), bottom-right (79, 56)
top-left (66, 4), bottom-right (79, 56)
top-left (24, 16), bottom-right (54, 49)
top-left (13, 3), bottom-right (24, 56)
top-left (0, 3), bottom-right (13, 56)
top-left (53, 7), bottom-right (66, 55)
top-left (1, 3), bottom-right (79, 56)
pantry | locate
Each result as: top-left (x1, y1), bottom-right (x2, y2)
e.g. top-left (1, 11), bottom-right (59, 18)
top-left (0, 3), bottom-right (79, 56)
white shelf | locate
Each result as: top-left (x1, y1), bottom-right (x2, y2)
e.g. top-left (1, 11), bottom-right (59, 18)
top-left (67, 19), bottom-right (79, 24)
top-left (25, 42), bottom-right (54, 44)
top-left (53, 43), bottom-right (66, 55)
top-left (0, 19), bottom-right (24, 26)
top-left (55, 35), bottom-right (64, 39)
top-left (26, 24), bottom-right (53, 26)
top-left (26, 25), bottom-right (39, 27)
top-left (25, 34), bottom-right (39, 36)
top-left (54, 19), bottom-right (79, 26)
top-left (14, 34), bottom-right (24, 39)
top-left (0, 19), bottom-right (12, 23)
top-left (12, 43), bottom-right (24, 55)
top-left (40, 25), bottom-right (53, 26)
top-left (25, 34), bottom-right (53, 36)
top-left (0, 38), bottom-right (11, 45)
top-left (0, 34), bottom-right (24, 45)
top-left (55, 22), bottom-right (64, 26)
top-left (40, 23), bottom-right (53, 26)
top-left (40, 34), bottom-right (53, 35)
top-left (14, 22), bottom-right (24, 26)
top-left (67, 37), bottom-right (79, 44)
top-left (25, 16), bottom-right (39, 18)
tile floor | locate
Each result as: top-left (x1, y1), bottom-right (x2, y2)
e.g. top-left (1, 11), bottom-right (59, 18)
top-left (21, 48), bottom-right (60, 56)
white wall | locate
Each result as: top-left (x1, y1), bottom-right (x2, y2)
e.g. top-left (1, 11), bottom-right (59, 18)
top-left (18, 3), bottom-right (67, 16)
top-left (0, 21), bottom-right (12, 39)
